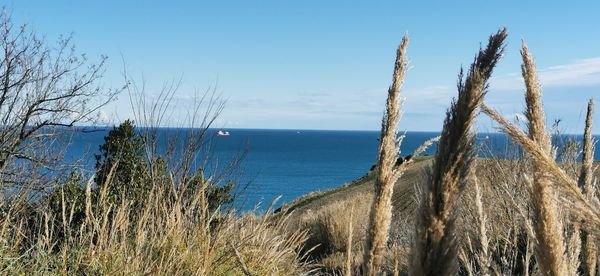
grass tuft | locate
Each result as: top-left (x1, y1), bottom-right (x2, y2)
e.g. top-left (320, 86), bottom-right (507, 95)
top-left (410, 28), bottom-right (507, 276)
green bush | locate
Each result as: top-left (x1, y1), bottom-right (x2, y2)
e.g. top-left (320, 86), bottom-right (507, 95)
top-left (94, 120), bottom-right (149, 209)
top-left (186, 170), bottom-right (234, 212)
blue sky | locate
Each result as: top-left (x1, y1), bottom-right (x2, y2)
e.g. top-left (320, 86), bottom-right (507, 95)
top-left (7, 1), bottom-right (600, 132)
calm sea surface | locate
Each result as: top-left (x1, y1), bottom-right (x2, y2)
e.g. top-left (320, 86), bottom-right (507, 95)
top-left (62, 128), bottom-right (597, 211)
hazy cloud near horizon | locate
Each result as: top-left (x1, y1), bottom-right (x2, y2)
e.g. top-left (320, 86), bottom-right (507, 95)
top-left (218, 56), bottom-right (600, 132)
top-left (94, 56), bottom-right (600, 134)
top-left (490, 57), bottom-right (600, 90)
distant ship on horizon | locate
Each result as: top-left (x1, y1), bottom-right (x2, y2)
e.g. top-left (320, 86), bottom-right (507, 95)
top-left (216, 130), bottom-right (230, 136)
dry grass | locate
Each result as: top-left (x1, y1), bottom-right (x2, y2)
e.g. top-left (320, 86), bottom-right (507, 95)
top-left (580, 99), bottom-right (597, 276)
top-left (363, 33), bottom-right (409, 276)
top-left (346, 204), bottom-right (355, 276)
top-left (521, 42), bottom-right (567, 275)
top-left (410, 28), bottom-right (507, 276)
top-left (291, 157), bottom-right (556, 275)
top-left (482, 106), bottom-right (600, 231)
top-left (290, 28), bottom-right (600, 276)
top-left (0, 175), bottom-right (310, 275)
top-left (296, 193), bottom-right (372, 270)
top-left (481, 43), bottom-right (600, 276)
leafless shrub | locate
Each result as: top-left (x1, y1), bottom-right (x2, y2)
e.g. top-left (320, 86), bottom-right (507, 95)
top-left (0, 11), bottom-right (118, 189)
top-left (122, 72), bottom-right (248, 213)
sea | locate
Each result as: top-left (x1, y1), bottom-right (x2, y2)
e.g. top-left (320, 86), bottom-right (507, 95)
top-left (60, 128), bottom-right (596, 211)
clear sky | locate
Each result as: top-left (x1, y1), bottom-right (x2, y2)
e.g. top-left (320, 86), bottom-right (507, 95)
top-left (7, 1), bottom-right (600, 132)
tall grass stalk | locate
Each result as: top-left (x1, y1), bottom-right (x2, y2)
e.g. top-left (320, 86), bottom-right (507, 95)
top-left (345, 204), bottom-right (354, 276)
top-left (363, 34), bottom-right (409, 275)
top-left (579, 99), bottom-right (597, 276)
top-left (473, 174), bottom-right (490, 275)
top-left (410, 28), bottom-right (507, 276)
top-left (520, 42), bottom-right (568, 275)
top-left (579, 99), bottom-right (595, 195)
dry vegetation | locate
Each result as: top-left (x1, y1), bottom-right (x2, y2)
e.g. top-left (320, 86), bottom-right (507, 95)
top-left (285, 29), bottom-right (600, 276)
top-left (0, 175), bottom-right (310, 274)
top-left (1, 11), bottom-right (599, 276)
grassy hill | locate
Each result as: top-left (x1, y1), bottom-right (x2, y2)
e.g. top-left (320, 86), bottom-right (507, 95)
top-left (280, 157), bottom-right (595, 274)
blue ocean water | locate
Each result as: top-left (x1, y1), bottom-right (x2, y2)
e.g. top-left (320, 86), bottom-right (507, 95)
top-left (61, 128), bottom-right (597, 211)
top-left (209, 129), bottom-right (438, 210)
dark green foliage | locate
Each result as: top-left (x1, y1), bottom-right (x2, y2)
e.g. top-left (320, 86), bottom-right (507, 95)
top-left (186, 170), bottom-right (234, 212)
top-left (93, 121), bottom-right (234, 214)
top-left (94, 120), bottom-right (148, 207)
top-left (44, 172), bottom-right (86, 246)
top-left (207, 182), bottom-right (234, 211)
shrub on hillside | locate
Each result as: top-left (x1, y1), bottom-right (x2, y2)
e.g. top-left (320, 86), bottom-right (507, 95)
top-left (94, 120), bottom-right (149, 209)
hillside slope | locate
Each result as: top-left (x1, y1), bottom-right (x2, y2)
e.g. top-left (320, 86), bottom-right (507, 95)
top-left (282, 158), bottom-right (593, 273)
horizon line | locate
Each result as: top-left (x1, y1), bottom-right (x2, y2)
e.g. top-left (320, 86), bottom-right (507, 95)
top-left (64, 125), bottom-right (600, 137)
